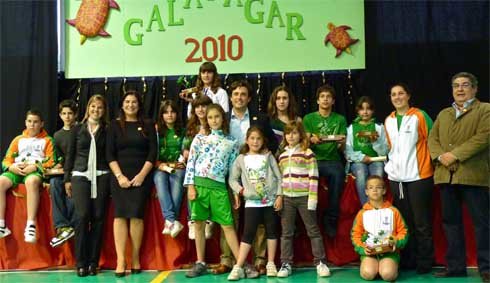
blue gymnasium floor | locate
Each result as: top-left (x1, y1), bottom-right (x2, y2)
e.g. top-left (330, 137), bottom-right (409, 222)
top-left (0, 268), bottom-right (484, 283)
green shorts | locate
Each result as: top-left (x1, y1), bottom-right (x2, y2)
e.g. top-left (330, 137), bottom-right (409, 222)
top-left (190, 177), bottom-right (234, 226)
top-left (361, 252), bottom-right (400, 263)
top-left (1, 171), bottom-right (43, 188)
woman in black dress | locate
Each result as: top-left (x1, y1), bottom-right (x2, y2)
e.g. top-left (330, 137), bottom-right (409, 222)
top-left (64, 94), bottom-right (110, 277)
top-left (106, 91), bottom-right (156, 277)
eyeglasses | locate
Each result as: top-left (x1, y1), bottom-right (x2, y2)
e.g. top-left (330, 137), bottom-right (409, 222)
top-left (452, 82), bottom-right (472, 89)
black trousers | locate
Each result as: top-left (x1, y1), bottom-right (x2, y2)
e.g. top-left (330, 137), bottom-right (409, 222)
top-left (390, 177), bottom-right (434, 269)
top-left (440, 184), bottom-right (489, 273)
top-left (72, 174), bottom-right (110, 268)
top-left (241, 206), bottom-right (279, 244)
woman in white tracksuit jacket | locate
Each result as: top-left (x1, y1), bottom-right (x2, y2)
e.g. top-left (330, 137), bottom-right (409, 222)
top-left (384, 83), bottom-right (434, 274)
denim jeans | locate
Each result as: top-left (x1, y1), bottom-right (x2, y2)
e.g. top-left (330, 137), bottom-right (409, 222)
top-left (317, 160), bottom-right (345, 224)
top-left (350, 161), bottom-right (385, 205)
top-left (154, 169), bottom-right (185, 222)
top-left (49, 176), bottom-right (77, 229)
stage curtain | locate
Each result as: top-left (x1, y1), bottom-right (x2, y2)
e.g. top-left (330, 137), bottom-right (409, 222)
top-left (0, 0), bottom-right (58, 159)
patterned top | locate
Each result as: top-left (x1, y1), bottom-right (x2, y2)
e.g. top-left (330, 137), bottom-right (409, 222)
top-left (184, 129), bottom-right (239, 185)
top-left (244, 155), bottom-right (272, 207)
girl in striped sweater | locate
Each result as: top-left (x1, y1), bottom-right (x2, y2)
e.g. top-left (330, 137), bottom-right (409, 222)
top-left (276, 121), bottom-right (330, 278)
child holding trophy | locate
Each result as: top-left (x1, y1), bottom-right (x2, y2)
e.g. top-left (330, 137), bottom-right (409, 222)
top-left (351, 175), bottom-right (408, 281)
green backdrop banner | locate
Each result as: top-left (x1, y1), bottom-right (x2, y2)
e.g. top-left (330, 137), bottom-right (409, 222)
top-left (64, 0), bottom-right (365, 78)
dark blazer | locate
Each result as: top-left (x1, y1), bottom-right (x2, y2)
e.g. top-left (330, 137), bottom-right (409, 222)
top-left (227, 108), bottom-right (278, 153)
top-left (64, 123), bottom-right (109, 183)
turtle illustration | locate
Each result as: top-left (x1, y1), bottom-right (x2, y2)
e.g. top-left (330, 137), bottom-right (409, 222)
top-left (324, 22), bottom-right (359, 58)
top-left (66, 0), bottom-right (120, 45)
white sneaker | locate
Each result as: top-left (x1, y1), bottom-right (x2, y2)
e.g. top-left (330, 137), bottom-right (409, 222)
top-left (0, 226), bottom-right (11, 239)
top-left (188, 221), bottom-right (195, 240)
top-left (162, 220), bottom-right (172, 235)
top-left (170, 220), bottom-right (184, 238)
top-left (316, 261), bottom-right (331, 277)
top-left (266, 261), bottom-right (277, 277)
top-left (277, 262), bottom-right (292, 278)
top-left (24, 224), bottom-right (36, 243)
top-left (227, 265), bottom-right (245, 281)
top-left (205, 220), bottom-right (214, 239)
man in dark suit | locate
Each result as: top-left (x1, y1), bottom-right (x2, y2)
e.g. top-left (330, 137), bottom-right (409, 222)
top-left (227, 80), bottom-right (278, 153)
top-left (212, 80), bottom-right (277, 276)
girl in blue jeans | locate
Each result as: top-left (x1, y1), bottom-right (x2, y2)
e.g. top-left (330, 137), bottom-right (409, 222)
top-left (345, 96), bottom-right (388, 205)
top-left (154, 100), bottom-right (186, 238)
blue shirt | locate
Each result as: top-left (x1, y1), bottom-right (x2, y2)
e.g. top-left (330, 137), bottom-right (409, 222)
top-left (452, 98), bottom-right (475, 118)
top-left (230, 108), bottom-right (250, 147)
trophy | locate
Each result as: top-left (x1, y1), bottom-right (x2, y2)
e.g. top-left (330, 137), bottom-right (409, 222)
top-left (181, 87), bottom-right (198, 98)
top-left (366, 234), bottom-right (395, 255)
top-left (356, 130), bottom-right (378, 139)
top-left (370, 243), bottom-right (394, 254)
top-left (319, 134), bottom-right (345, 142)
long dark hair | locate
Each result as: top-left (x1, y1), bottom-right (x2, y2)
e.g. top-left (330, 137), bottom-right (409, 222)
top-left (196, 62), bottom-right (221, 93)
top-left (157, 99), bottom-right (183, 137)
top-left (267, 85), bottom-right (297, 121)
top-left (240, 126), bottom-right (268, 154)
top-left (118, 90), bottom-right (147, 137)
top-left (186, 95), bottom-right (212, 138)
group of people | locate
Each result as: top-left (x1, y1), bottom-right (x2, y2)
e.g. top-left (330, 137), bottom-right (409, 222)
top-left (0, 63), bottom-right (487, 283)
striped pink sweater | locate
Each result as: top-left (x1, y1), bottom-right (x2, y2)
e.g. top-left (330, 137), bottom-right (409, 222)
top-left (278, 146), bottom-right (319, 210)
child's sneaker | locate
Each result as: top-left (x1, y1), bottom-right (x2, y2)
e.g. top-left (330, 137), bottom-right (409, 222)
top-left (277, 262), bottom-right (292, 278)
top-left (316, 261), bottom-right (331, 277)
top-left (162, 220), bottom-right (172, 235)
top-left (50, 227), bottom-right (75, 247)
top-left (170, 220), bottom-right (184, 238)
top-left (188, 221), bottom-right (195, 239)
top-left (0, 226), bottom-right (11, 239)
top-left (266, 261), bottom-right (277, 277)
top-left (227, 265), bottom-right (245, 281)
top-left (243, 264), bottom-right (259, 278)
top-left (186, 262), bottom-right (207, 278)
top-left (24, 224), bottom-right (37, 243)
top-left (205, 220), bottom-right (214, 239)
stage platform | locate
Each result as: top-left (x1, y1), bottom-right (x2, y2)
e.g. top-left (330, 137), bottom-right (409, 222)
top-left (0, 267), bottom-right (483, 282)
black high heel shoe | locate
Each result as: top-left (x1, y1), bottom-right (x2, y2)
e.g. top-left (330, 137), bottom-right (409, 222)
top-left (114, 265), bottom-right (126, 277)
top-left (88, 265), bottom-right (98, 276)
top-left (77, 267), bottom-right (88, 277)
top-left (131, 268), bottom-right (142, 274)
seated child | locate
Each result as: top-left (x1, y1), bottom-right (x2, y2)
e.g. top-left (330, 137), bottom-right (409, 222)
top-left (351, 175), bottom-right (408, 281)
top-left (154, 100), bottom-right (186, 238)
top-left (345, 96), bottom-right (387, 205)
top-left (0, 109), bottom-right (55, 243)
